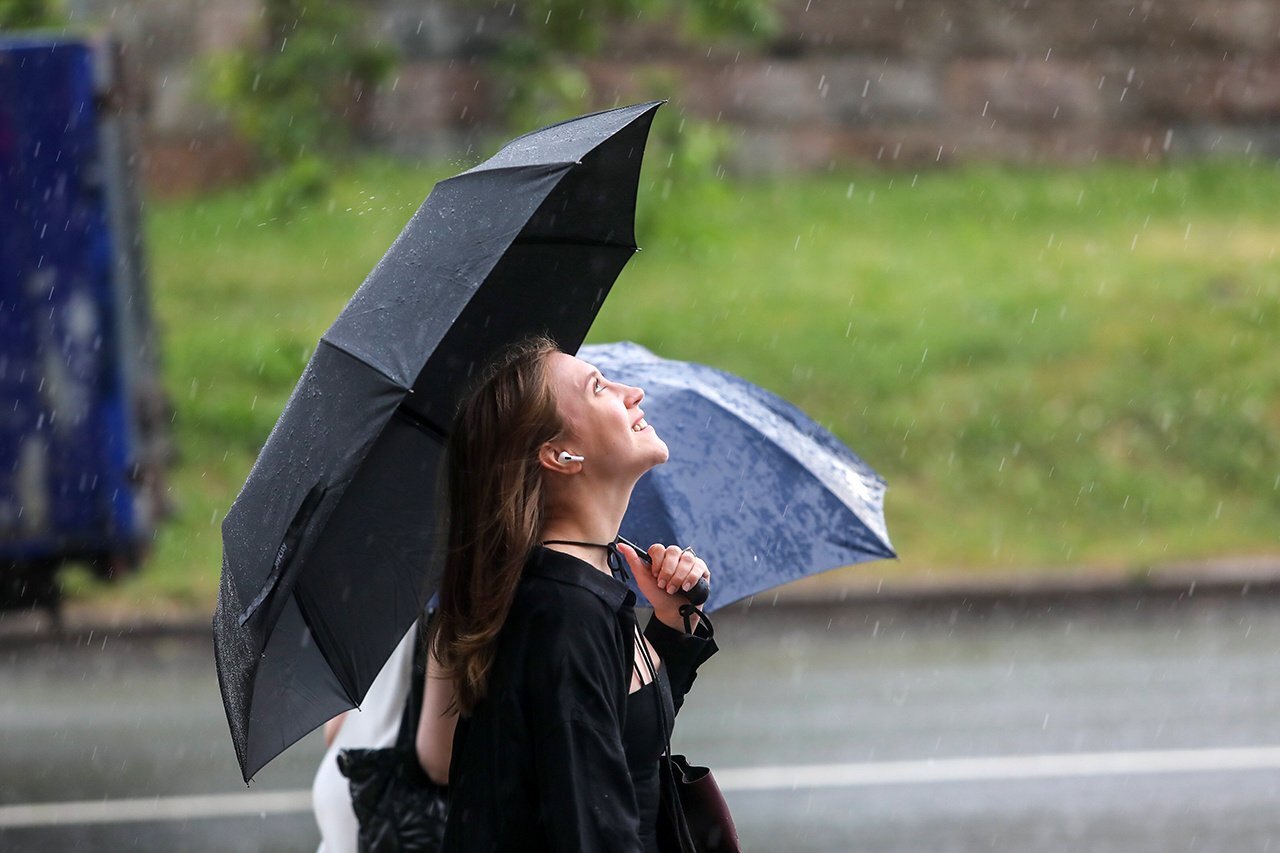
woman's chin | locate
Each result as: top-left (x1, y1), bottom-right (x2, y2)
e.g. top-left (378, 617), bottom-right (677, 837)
top-left (646, 436), bottom-right (670, 467)
top-left (621, 432), bottom-right (668, 477)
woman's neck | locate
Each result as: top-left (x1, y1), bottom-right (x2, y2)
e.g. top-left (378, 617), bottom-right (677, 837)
top-left (540, 502), bottom-right (628, 576)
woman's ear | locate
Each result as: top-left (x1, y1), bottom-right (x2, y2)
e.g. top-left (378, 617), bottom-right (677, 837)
top-left (538, 442), bottom-right (581, 474)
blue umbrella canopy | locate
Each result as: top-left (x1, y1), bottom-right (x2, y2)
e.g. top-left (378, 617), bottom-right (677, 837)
top-left (580, 342), bottom-right (895, 611)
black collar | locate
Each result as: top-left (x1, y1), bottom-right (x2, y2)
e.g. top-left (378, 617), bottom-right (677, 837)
top-left (526, 545), bottom-right (636, 612)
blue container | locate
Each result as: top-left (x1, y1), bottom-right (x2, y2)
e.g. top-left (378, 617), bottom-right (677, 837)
top-left (0, 35), bottom-right (159, 596)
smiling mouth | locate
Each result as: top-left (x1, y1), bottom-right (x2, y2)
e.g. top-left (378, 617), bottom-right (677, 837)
top-left (631, 417), bottom-right (649, 432)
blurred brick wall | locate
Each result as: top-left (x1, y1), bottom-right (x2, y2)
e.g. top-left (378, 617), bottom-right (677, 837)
top-left (85, 0), bottom-right (1280, 194)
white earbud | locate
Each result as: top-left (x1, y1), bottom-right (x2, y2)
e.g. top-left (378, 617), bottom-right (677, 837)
top-left (558, 451), bottom-right (585, 464)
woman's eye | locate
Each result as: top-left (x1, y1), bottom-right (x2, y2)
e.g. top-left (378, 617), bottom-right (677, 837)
top-left (594, 379), bottom-right (605, 394)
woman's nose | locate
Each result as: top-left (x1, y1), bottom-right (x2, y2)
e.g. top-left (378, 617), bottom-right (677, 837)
top-left (626, 384), bottom-right (644, 405)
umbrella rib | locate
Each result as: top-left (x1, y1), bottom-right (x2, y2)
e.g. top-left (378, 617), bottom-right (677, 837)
top-left (293, 592), bottom-right (361, 709)
top-left (315, 337), bottom-right (407, 389)
top-left (484, 100), bottom-right (664, 151)
top-left (393, 404), bottom-right (448, 442)
top-left (449, 161), bottom-right (579, 180)
top-left (514, 236), bottom-right (638, 251)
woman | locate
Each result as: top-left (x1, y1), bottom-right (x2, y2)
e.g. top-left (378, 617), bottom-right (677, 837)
top-left (425, 334), bottom-right (717, 852)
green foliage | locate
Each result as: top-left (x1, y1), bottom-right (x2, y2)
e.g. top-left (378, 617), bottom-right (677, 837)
top-left (244, 154), bottom-right (331, 221)
top-left (635, 100), bottom-right (736, 239)
top-left (473, 0), bottom-right (777, 60)
top-left (205, 0), bottom-right (394, 212)
top-left (470, 0), bottom-right (776, 205)
top-left (0, 0), bottom-right (61, 29)
top-left (682, 0), bottom-right (779, 40)
top-left (108, 157), bottom-right (1280, 610)
top-left (483, 0), bottom-right (776, 126)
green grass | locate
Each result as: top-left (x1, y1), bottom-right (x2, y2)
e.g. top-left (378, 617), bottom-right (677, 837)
top-left (83, 156), bottom-right (1280, 608)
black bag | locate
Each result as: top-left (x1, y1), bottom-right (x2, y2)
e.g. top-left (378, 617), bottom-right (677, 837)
top-left (637, 606), bottom-right (740, 853)
top-left (338, 620), bottom-right (449, 853)
top-left (656, 753), bottom-right (740, 853)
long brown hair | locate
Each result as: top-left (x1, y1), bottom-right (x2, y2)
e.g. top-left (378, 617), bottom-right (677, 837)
top-left (428, 334), bottom-right (564, 715)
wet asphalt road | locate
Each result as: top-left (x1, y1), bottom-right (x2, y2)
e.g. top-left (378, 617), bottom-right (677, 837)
top-left (2, 594), bottom-right (1279, 852)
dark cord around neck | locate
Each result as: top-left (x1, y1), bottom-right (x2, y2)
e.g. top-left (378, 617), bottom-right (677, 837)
top-left (541, 538), bottom-right (627, 580)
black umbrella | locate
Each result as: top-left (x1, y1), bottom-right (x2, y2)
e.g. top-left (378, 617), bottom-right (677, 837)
top-left (215, 102), bottom-right (663, 782)
top-left (580, 342), bottom-right (895, 611)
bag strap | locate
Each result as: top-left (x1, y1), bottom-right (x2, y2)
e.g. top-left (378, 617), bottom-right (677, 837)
top-left (394, 616), bottom-right (430, 752)
top-left (634, 622), bottom-right (697, 853)
top-left (612, 546), bottom-right (709, 853)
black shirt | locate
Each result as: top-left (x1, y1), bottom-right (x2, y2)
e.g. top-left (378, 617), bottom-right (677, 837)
top-left (442, 545), bottom-right (718, 853)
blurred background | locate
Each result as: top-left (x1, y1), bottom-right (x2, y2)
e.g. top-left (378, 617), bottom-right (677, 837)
top-left (5, 0), bottom-right (1279, 608)
top-left (2, 0), bottom-right (1278, 851)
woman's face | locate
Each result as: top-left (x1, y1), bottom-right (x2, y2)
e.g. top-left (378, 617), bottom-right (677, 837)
top-left (544, 351), bottom-right (669, 479)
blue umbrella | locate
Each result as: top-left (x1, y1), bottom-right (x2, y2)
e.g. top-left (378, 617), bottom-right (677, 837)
top-left (581, 342), bottom-right (895, 611)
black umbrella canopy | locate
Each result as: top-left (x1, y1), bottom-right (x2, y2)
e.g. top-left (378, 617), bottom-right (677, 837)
top-left (215, 102), bottom-right (663, 782)
top-left (580, 342), bottom-right (895, 611)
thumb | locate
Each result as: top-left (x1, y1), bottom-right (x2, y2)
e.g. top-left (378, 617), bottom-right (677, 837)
top-left (616, 540), bottom-right (646, 574)
top-left (617, 541), bottom-right (663, 601)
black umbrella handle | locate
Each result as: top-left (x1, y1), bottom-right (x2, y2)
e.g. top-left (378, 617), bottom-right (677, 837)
top-left (616, 535), bottom-right (710, 607)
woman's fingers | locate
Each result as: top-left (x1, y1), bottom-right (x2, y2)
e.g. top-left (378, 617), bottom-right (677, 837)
top-left (642, 543), bottom-right (712, 596)
top-left (683, 557), bottom-right (709, 592)
top-left (645, 544), bottom-right (678, 593)
top-left (666, 547), bottom-right (703, 594)
top-left (665, 545), bottom-right (688, 593)
top-left (672, 550), bottom-right (700, 594)
top-left (646, 543), bottom-right (666, 578)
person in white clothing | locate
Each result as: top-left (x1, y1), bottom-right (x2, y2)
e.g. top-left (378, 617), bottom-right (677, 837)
top-left (312, 620), bottom-right (418, 853)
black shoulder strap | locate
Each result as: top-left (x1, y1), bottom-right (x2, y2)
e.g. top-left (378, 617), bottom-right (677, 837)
top-left (395, 616), bottom-right (430, 751)
top-left (635, 623), bottom-right (696, 853)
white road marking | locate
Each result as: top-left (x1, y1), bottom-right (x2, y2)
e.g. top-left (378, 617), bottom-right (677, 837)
top-left (5, 746), bottom-right (1280, 828)
top-left (0, 790), bottom-right (312, 829)
top-left (714, 745), bottom-right (1280, 791)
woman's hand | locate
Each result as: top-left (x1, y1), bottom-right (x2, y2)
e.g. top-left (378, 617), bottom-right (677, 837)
top-left (617, 541), bottom-right (710, 631)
